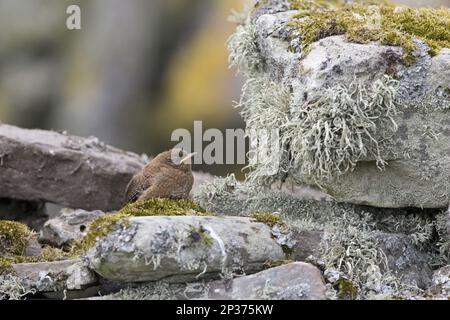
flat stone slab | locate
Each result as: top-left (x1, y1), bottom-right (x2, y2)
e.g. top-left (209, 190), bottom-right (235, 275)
top-left (11, 259), bottom-right (97, 293)
top-left (0, 124), bottom-right (145, 211)
top-left (208, 262), bottom-right (326, 300)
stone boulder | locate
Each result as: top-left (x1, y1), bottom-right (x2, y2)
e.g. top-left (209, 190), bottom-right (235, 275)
top-left (208, 262), bottom-right (327, 300)
top-left (86, 216), bottom-right (285, 283)
top-left (232, 1), bottom-right (450, 208)
top-left (0, 124), bottom-right (146, 211)
top-left (10, 259), bottom-right (98, 299)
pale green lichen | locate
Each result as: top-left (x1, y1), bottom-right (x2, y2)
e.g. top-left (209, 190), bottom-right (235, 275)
top-left (0, 274), bottom-right (36, 300)
top-left (236, 76), bottom-right (292, 185)
top-left (234, 74), bottom-right (399, 185)
top-left (434, 210), bottom-right (450, 266)
top-left (288, 0), bottom-right (450, 64)
top-left (227, 13), bottom-right (263, 75)
top-left (286, 75), bottom-right (399, 183)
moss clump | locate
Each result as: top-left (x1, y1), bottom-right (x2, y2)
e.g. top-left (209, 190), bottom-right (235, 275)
top-left (71, 198), bottom-right (212, 255)
top-left (250, 212), bottom-right (285, 228)
top-left (288, 0), bottom-right (450, 64)
top-left (336, 278), bottom-right (359, 300)
top-left (0, 221), bottom-right (32, 256)
top-left (0, 221), bottom-right (70, 275)
top-left (187, 226), bottom-right (215, 248)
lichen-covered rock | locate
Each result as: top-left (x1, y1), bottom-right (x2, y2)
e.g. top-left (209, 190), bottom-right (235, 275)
top-left (0, 124), bottom-right (146, 211)
top-left (428, 265), bottom-right (450, 298)
top-left (39, 208), bottom-right (106, 248)
top-left (230, 0), bottom-right (450, 208)
top-left (194, 178), bottom-right (440, 298)
top-left (374, 232), bottom-right (432, 289)
top-left (86, 216), bottom-right (285, 283)
top-left (208, 262), bottom-right (326, 300)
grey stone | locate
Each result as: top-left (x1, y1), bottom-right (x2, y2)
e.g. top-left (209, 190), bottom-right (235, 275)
top-left (86, 216), bottom-right (285, 283)
top-left (374, 232), bottom-right (433, 289)
top-left (195, 179), bottom-right (435, 289)
top-left (207, 262), bottom-right (326, 300)
top-left (0, 124), bottom-right (146, 211)
top-left (428, 265), bottom-right (450, 298)
top-left (241, 5), bottom-right (450, 208)
top-left (39, 208), bottom-right (106, 247)
top-left (11, 259), bottom-right (97, 294)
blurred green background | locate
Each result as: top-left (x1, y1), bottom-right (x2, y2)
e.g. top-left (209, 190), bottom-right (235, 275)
top-left (0, 0), bottom-right (448, 176)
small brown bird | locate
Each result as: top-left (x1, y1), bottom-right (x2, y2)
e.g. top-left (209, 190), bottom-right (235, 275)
top-left (125, 149), bottom-right (196, 203)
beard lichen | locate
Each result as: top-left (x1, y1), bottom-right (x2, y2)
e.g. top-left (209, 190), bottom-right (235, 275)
top-left (0, 273), bottom-right (36, 300)
top-left (227, 12), bottom-right (264, 76)
top-left (236, 76), bottom-right (293, 185)
top-left (233, 72), bottom-right (399, 185)
top-left (286, 75), bottom-right (399, 184)
top-left (288, 0), bottom-right (450, 65)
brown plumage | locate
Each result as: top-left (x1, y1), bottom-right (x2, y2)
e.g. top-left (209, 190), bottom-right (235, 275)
top-left (125, 149), bottom-right (195, 203)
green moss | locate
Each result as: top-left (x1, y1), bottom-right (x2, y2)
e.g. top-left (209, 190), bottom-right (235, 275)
top-left (187, 226), bottom-right (215, 248)
top-left (336, 278), bottom-right (359, 300)
top-left (263, 259), bottom-right (293, 269)
top-left (250, 212), bottom-right (285, 228)
top-left (71, 198), bottom-right (212, 255)
top-left (0, 221), bottom-right (70, 275)
top-left (288, 0), bottom-right (450, 64)
top-left (0, 221), bottom-right (32, 256)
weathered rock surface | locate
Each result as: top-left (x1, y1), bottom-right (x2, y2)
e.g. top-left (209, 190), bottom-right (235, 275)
top-left (39, 208), bottom-right (106, 247)
top-left (208, 262), bottom-right (326, 300)
top-left (11, 260), bottom-right (97, 295)
top-left (195, 179), bottom-right (435, 289)
top-left (86, 216), bottom-right (285, 283)
top-left (242, 4), bottom-right (450, 208)
top-left (374, 232), bottom-right (433, 289)
top-left (428, 265), bottom-right (450, 298)
top-left (0, 124), bottom-right (146, 211)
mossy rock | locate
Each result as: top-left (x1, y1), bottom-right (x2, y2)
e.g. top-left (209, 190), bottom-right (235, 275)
top-left (229, 0), bottom-right (450, 208)
top-left (0, 221), bottom-right (69, 275)
top-left (70, 198), bottom-right (213, 255)
top-left (289, 0), bottom-right (450, 64)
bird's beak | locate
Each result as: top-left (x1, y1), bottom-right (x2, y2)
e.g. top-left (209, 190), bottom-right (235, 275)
top-left (180, 152), bottom-right (197, 164)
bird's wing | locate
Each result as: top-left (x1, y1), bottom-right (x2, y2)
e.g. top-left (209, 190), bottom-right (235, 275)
top-left (125, 173), bottom-right (152, 204)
